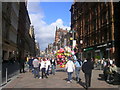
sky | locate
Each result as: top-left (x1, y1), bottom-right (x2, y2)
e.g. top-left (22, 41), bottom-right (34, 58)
top-left (27, 2), bottom-right (72, 51)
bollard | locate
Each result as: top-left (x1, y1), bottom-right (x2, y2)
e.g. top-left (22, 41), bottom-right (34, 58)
top-left (6, 68), bottom-right (7, 83)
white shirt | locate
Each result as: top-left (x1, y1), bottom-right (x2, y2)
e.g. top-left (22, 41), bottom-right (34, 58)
top-left (101, 59), bottom-right (104, 64)
top-left (73, 55), bottom-right (77, 60)
top-left (104, 61), bottom-right (107, 67)
top-left (109, 60), bottom-right (113, 65)
top-left (33, 59), bottom-right (39, 68)
top-left (40, 61), bottom-right (46, 70)
top-left (65, 60), bottom-right (75, 72)
top-left (46, 60), bottom-right (51, 66)
top-left (46, 60), bottom-right (51, 70)
top-left (83, 60), bottom-right (87, 63)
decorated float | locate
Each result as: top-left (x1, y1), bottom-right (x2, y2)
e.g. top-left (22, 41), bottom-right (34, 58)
top-left (55, 46), bottom-right (75, 68)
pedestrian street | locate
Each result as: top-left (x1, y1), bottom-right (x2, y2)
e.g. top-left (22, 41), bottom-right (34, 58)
top-left (3, 67), bottom-right (118, 89)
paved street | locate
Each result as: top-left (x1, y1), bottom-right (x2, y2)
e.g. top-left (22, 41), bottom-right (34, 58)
top-left (2, 66), bottom-right (119, 89)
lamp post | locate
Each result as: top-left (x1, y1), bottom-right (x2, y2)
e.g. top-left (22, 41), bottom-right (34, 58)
top-left (69, 29), bottom-right (76, 50)
top-left (72, 30), bottom-right (76, 50)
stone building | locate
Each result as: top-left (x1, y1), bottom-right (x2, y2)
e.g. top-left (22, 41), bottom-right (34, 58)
top-left (55, 27), bottom-right (68, 50)
top-left (17, 2), bottom-right (28, 59)
top-left (2, 2), bottom-right (20, 62)
top-left (2, 2), bottom-right (37, 61)
top-left (1, 2), bottom-right (38, 84)
top-left (35, 41), bottom-right (40, 57)
top-left (28, 25), bottom-right (36, 56)
top-left (17, 2), bottom-right (36, 59)
top-left (70, 2), bottom-right (119, 60)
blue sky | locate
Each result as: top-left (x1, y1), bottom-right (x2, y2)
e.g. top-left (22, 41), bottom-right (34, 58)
top-left (40, 2), bottom-right (72, 26)
top-left (27, 2), bottom-right (72, 51)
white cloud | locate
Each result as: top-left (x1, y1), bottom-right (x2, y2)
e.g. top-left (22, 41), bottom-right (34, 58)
top-left (27, 2), bottom-right (70, 51)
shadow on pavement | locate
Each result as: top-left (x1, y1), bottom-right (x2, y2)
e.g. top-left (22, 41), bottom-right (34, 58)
top-left (78, 81), bottom-right (86, 89)
top-left (63, 78), bottom-right (68, 81)
top-left (72, 77), bottom-right (76, 81)
top-left (98, 74), bottom-right (105, 81)
top-left (56, 69), bottom-right (66, 72)
top-left (63, 77), bottom-right (87, 89)
top-left (98, 73), bottom-right (120, 85)
top-left (72, 77), bottom-right (86, 89)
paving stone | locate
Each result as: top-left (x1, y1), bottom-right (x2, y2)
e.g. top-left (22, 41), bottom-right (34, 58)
top-left (3, 67), bottom-right (119, 89)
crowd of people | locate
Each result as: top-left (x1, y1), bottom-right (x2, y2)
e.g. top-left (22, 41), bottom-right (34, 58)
top-left (18, 54), bottom-right (118, 89)
top-left (27, 57), bottom-right (57, 79)
top-left (65, 56), bottom-right (94, 89)
top-left (94, 58), bottom-right (117, 83)
top-left (24, 55), bottom-right (94, 89)
top-left (65, 56), bottom-right (118, 88)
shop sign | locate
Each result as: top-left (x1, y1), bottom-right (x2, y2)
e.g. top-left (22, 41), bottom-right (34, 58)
top-left (84, 47), bottom-right (93, 51)
top-left (95, 50), bottom-right (100, 52)
top-left (97, 44), bottom-right (107, 48)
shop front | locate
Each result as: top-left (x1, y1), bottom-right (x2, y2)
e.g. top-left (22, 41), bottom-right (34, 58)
top-left (83, 47), bottom-right (94, 59)
top-left (82, 41), bottom-right (114, 60)
top-left (94, 41), bottom-right (114, 60)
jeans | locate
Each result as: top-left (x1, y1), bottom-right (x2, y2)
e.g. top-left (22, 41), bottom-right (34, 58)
top-left (75, 67), bottom-right (81, 81)
top-left (29, 65), bottom-right (33, 71)
top-left (41, 68), bottom-right (47, 78)
top-left (67, 72), bottom-right (73, 81)
top-left (47, 65), bottom-right (50, 75)
top-left (51, 65), bottom-right (55, 75)
top-left (34, 67), bottom-right (40, 78)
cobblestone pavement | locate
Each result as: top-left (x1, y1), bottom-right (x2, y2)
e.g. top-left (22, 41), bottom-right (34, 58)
top-left (2, 66), bottom-right (119, 89)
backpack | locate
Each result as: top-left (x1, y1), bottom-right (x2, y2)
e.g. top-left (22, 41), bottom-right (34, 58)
top-left (77, 59), bottom-right (82, 66)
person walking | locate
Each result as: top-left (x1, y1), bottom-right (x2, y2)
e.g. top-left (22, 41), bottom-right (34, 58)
top-left (40, 58), bottom-right (48, 79)
top-left (32, 57), bottom-right (41, 79)
top-left (50, 57), bottom-right (56, 75)
top-left (65, 57), bottom-right (75, 83)
top-left (82, 58), bottom-right (94, 89)
top-left (28, 56), bottom-right (34, 72)
top-left (74, 58), bottom-right (82, 83)
top-left (46, 58), bottom-right (51, 76)
top-left (19, 56), bottom-right (25, 73)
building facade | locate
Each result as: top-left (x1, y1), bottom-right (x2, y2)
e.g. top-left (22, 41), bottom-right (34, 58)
top-left (17, 2), bottom-right (28, 59)
top-left (2, 2), bottom-right (20, 62)
top-left (55, 27), bottom-right (68, 50)
top-left (35, 41), bottom-right (40, 57)
top-left (70, 2), bottom-right (118, 60)
top-left (28, 25), bottom-right (36, 56)
top-left (17, 2), bottom-right (37, 59)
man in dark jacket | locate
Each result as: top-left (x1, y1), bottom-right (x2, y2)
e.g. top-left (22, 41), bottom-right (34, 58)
top-left (28, 56), bottom-right (34, 72)
top-left (82, 58), bottom-right (94, 89)
top-left (19, 56), bottom-right (26, 73)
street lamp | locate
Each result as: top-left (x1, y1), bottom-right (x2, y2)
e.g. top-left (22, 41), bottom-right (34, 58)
top-left (69, 29), bottom-right (76, 50)
top-left (80, 40), bottom-right (83, 44)
top-left (80, 40), bottom-right (83, 60)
